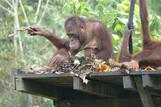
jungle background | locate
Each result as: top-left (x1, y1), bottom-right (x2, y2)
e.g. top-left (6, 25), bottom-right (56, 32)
top-left (0, 0), bottom-right (161, 107)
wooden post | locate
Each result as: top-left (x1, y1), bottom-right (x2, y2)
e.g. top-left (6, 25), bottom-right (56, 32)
top-left (123, 76), bottom-right (136, 90)
top-left (142, 75), bottom-right (161, 89)
top-left (134, 77), bottom-right (155, 107)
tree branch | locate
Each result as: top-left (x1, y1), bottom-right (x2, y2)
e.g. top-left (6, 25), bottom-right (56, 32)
top-left (4, 0), bottom-right (13, 9)
top-left (12, 0), bottom-right (24, 56)
top-left (38, 0), bottom-right (50, 24)
top-left (19, 0), bottom-right (29, 26)
top-left (35, 0), bottom-right (42, 22)
top-left (0, 4), bottom-right (14, 15)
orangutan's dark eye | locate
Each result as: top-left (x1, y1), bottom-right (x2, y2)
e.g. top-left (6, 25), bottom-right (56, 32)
top-left (70, 37), bottom-right (76, 43)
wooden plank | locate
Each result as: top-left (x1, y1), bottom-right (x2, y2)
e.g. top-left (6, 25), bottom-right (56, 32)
top-left (14, 73), bottom-right (74, 87)
top-left (88, 71), bottom-right (161, 86)
top-left (14, 70), bottom-right (161, 87)
top-left (73, 76), bottom-right (115, 97)
top-left (73, 77), bottom-right (139, 98)
top-left (15, 78), bottom-right (103, 100)
top-left (15, 73), bottom-right (74, 78)
top-left (123, 76), bottom-right (136, 90)
top-left (134, 77), bottom-right (154, 107)
top-left (88, 72), bottom-right (123, 86)
top-left (130, 71), bottom-right (161, 75)
top-left (89, 71), bottom-right (161, 77)
top-left (13, 70), bottom-right (161, 101)
top-left (89, 71), bottom-right (125, 77)
top-left (142, 75), bottom-right (161, 90)
top-left (15, 78), bottom-right (62, 99)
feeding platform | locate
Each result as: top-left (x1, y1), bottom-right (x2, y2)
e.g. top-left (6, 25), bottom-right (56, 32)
top-left (13, 69), bottom-right (161, 107)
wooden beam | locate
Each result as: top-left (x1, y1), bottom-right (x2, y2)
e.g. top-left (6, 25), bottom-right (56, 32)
top-left (15, 78), bottom-right (102, 100)
top-left (123, 76), bottom-right (136, 90)
top-left (73, 76), bottom-right (138, 98)
top-left (87, 72), bottom-right (123, 86)
top-left (73, 76), bottom-right (115, 97)
top-left (142, 75), bottom-right (161, 90)
top-left (134, 77), bottom-right (154, 107)
top-left (89, 71), bottom-right (161, 77)
top-left (14, 73), bottom-right (74, 86)
top-left (15, 78), bottom-right (62, 99)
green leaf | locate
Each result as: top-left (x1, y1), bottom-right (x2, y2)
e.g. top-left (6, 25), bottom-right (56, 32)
top-left (95, 4), bottom-right (104, 13)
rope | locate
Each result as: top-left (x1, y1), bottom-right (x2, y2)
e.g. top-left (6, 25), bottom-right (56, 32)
top-left (128, 0), bottom-right (136, 54)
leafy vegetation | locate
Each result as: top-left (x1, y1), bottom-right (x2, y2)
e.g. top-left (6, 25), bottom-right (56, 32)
top-left (0, 0), bottom-right (160, 107)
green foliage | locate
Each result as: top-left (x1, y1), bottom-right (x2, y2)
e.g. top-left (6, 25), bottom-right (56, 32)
top-left (0, 0), bottom-right (161, 107)
top-left (149, 0), bottom-right (161, 16)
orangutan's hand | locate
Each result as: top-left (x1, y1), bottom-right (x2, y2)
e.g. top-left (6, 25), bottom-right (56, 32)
top-left (27, 25), bottom-right (49, 36)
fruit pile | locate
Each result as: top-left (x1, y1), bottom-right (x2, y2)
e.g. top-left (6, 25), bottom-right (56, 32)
top-left (27, 56), bottom-right (160, 75)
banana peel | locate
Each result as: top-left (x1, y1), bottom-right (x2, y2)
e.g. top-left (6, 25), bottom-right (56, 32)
top-left (144, 66), bottom-right (155, 71)
top-left (96, 63), bottom-right (112, 72)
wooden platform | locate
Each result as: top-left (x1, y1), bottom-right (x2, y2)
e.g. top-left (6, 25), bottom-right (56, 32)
top-left (12, 69), bottom-right (161, 107)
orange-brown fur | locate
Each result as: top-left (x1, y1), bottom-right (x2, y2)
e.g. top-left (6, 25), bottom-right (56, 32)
top-left (118, 0), bottom-right (161, 69)
top-left (29, 16), bottom-right (114, 66)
